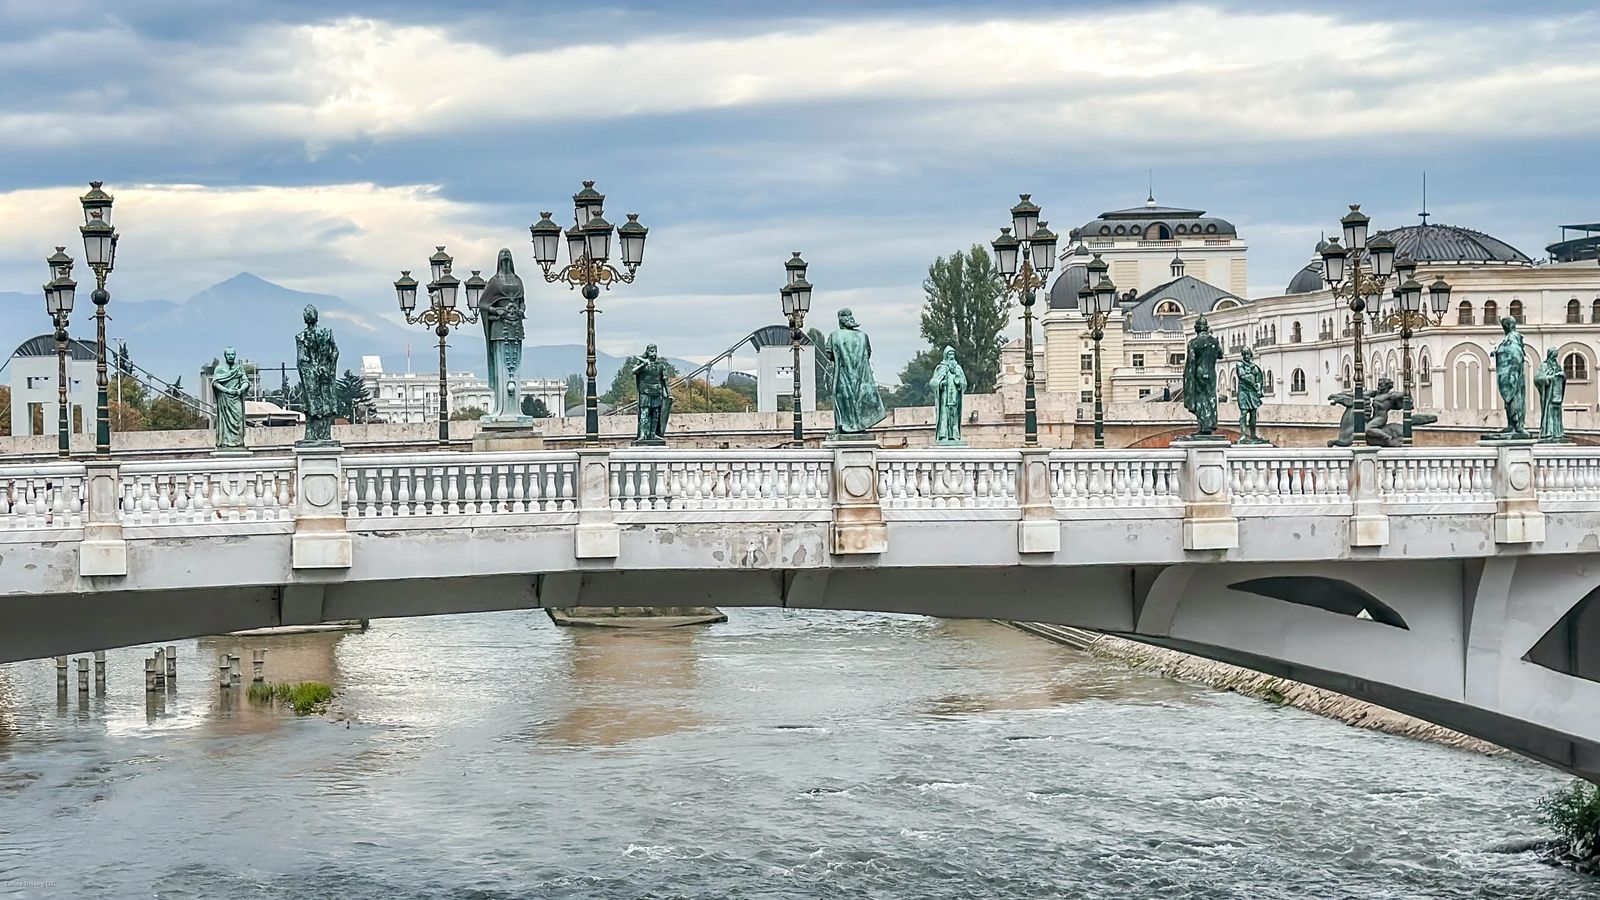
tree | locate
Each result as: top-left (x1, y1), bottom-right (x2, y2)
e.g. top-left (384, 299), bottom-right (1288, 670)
top-left (146, 395), bottom-right (207, 431)
top-left (886, 349), bottom-right (939, 409)
top-left (563, 374), bottom-right (582, 411)
top-left (674, 377), bottom-right (752, 413)
top-left (807, 326), bottom-right (833, 410)
top-left (334, 370), bottom-right (374, 423)
top-left (522, 397), bottom-right (552, 418)
top-left (114, 343), bottom-right (134, 377)
top-left (919, 245), bottom-right (1011, 393)
top-left (109, 376), bottom-right (150, 431)
top-left (450, 406), bottom-right (486, 421)
top-left (0, 385), bottom-right (11, 436)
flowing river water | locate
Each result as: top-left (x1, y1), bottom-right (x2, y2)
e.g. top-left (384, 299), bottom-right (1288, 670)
top-left (0, 609), bottom-right (1594, 899)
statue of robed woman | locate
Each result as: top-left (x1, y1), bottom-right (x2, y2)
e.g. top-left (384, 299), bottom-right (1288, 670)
top-left (823, 308), bottom-right (887, 437)
top-left (479, 248), bottom-right (530, 424)
top-left (1488, 316), bottom-right (1530, 439)
top-left (1183, 317), bottom-right (1223, 437)
top-left (928, 345), bottom-right (967, 446)
top-left (211, 347), bottom-right (250, 452)
top-left (1535, 348), bottom-right (1567, 443)
top-left (295, 304), bottom-right (339, 445)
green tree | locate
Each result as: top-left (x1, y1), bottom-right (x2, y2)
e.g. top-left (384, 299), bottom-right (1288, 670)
top-left (675, 377), bottom-right (751, 413)
top-left (886, 349), bottom-right (939, 408)
top-left (450, 406), bottom-right (486, 421)
top-left (564, 373), bottom-right (583, 410)
top-left (522, 397), bottom-right (552, 418)
top-left (334, 370), bottom-right (373, 423)
top-left (110, 375), bottom-right (150, 431)
top-left (0, 385), bottom-right (11, 436)
top-left (919, 245), bottom-right (1011, 393)
top-left (806, 326), bottom-right (833, 410)
top-left (146, 395), bottom-right (207, 431)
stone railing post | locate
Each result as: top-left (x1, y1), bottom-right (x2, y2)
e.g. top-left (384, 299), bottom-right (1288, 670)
top-left (1348, 447), bottom-right (1389, 547)
top-left (1017, 448), bottom-right (1060, 553)
top-left (1177, 440), bottom-right (1238, 551)
top-left (575, 449), bottom-right (619, 558)
top-left (291, 445), bottom-right (351, 569)
top-left (80, 461), bottom-right (126, 577)
top-left (831, 444), bottom-right (887, 554)
top-left (1491, 440), bottom-right (1545, 544)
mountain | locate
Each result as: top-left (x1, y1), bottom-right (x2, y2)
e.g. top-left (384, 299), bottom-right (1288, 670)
top-left (2, 274), bottom-right (696, 389)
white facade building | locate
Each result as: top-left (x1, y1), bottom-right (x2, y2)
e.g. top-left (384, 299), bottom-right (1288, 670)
top-left (361, 356), bottom-right (567, 424)
top-left (7, 335), bottom-right (95, 438)
top-left (751, 325), bottom-right (817, 413)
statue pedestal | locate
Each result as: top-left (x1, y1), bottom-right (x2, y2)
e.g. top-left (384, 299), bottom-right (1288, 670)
top-left (825, 432), bottom-right (880, 448)
top-left (632, 436), bottom-right (666, 447)
top-left (210, 447), bottom-right (253, 458)
top-left (474, 420), bottom-right (544, 452)
top-left (1170, 434), bottom-right (1232, 446)
top-left (934, 439), bottom-right (969, 448)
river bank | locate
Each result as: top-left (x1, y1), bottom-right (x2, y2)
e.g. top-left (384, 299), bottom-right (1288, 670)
top-left (1006, 621), bottom-right (1505, 756)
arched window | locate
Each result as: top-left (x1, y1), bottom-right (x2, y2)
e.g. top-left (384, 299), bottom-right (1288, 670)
top-left (1291, 368), bottom-right (1306, 393)
top-left (1342, 359), bottom-right (1352, 390)
top-left (1457, 301), bottom-right (1473, 325)
top-left (1568, 299), bottom-right (1582, 324)
top-left (1154, 300), bottom-right (1182, 316)
top-left (1291, 321), bottom-right (1302, 343)
top-left (1591, 299), bottom-right (1600, 323)
top-left (1509, 299), bottom-right (1524, 323)
top-left (1482, 299), bottom-right (1498, 325)
top-left (1565, 353), bottom-right (1590, 383)
top-left (1154, 224), bottom-right (1171, 240)
top-left (1264, 370), bottom-right (1274, 394)
top-left (1418, 351), bottom-right (1432, 385)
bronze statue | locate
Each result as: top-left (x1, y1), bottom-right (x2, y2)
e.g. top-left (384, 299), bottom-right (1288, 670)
top-left (479, 248), bottom-right (530, 424)
top-left (631, 343), bottom-right (672, 445)
top-left (295, 305), bottom-right (339, 445)
top-left (1235, 347), bottom-right (1267, 444)
top-left (1535, 348), bottom-right (1568, 443)
top-left (1327, 377), bottom-right (1436, 447)
top-left (1182, 317), bottom-right (1223, 438)
top-left (1486, 316), bottom-right (1531, 440)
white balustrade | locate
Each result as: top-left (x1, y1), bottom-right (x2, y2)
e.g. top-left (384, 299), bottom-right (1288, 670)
top-left (119, 459), bottom-right (296, 526)
top-left (0, 463), bottom-right (86, 532)
top-left (1229, 449), bottom-right (1352, 508)
top-left (609, 450), bottom-right (832, 512)
top-left (343, 451), bottom-right (578, 518)
top-left (1047, 450), bottom-right (1183, 511)
top-left (1534, 446), bottom-right (1600, 505)
top-left (1377, 448), bottom-right (1496, 506)
top-left (876, 451), bottom-right (1019, 510)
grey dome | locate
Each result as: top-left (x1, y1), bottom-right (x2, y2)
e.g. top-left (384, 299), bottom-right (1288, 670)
top-left (1285, 262), bottom-right (1324, 295)
top-left (12, 335), bottom-right (95, 360)
top-left (1380, 224), bottom-right (1532, 265)
top-left (1048, 264), bottom-right (1088, 309)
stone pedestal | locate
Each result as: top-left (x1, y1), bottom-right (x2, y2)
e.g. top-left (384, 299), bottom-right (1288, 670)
top-left (210, 447), bottom-right (253, 458)
top-left (1488, 440), bottom-right (1545, 544)
top-left (1348, 446), bottom-right (1389, 547)
top-left (575, 448), bottom-right (619, 559)
top-left (831, 444), bottom-right (887, 555)
top-left (473, 420), bottom-right (544, 452)
top-left (1175, 439), bottom-right (1238, 551)
top-left (1017, 448), bottom-right (1060, 554)
top-left (291, 444), bottom-right (352, 569)
top-left (79, 461), bottom-right (127, 577)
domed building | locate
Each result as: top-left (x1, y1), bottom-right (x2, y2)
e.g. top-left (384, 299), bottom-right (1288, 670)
top-left (6, 335), bottom-right (97, 440)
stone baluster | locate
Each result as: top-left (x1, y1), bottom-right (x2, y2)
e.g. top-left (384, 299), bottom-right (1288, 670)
top-left (1492, 441), bottom-right (1545, 544)
top-left (291, 444), bottom-right (351, 569)
top-left (80, 461), bottom-right (127, 577)
top-left (1178, 442), bottom-right (1238, 551)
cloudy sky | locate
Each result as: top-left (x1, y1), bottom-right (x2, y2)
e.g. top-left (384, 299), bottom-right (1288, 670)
top-left (2, 0), bottom-right (1597, 375)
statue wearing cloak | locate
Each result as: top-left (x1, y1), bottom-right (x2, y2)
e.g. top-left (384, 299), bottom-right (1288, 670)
top-left (928, 345), bottom-right (967, 445)
top-left (1490, 316), bottom-right (1530, 439)
top-left (295, 304), bottom-right (339, 444)
top-left (211, 347), bottom-right (250, 452)
top-left (1235, 346), bottom-right (1266, 444)
top-left (1535, 348), bottom-right (1567, 443)
top-left (823, 308), bottom-right (887, 436)
top-left (1182, 317), bottom-right (1223, 436)
top-left (631, 344), bottom-right (672, 445)
top-left (478, 249), bottom-right (530, 423)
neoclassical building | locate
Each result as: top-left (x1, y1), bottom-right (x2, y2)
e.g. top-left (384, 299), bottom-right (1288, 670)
top-left (1041, 208), bottom-right (1600, 418)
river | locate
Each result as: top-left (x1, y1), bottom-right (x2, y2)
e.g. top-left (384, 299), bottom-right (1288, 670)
top-left (0, 610), bottom-right (1593, 899)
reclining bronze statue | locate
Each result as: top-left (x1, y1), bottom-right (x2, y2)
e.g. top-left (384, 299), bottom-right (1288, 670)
top-left (1327, 377), bottom-right (1436, 448)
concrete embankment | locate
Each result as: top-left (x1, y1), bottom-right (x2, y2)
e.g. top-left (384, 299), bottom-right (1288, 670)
top-left (1007, 621), bottom-right (1504, 756)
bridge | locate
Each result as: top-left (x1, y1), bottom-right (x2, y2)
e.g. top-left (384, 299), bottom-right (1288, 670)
top-left (2, 441), bottom-right (1598, 779)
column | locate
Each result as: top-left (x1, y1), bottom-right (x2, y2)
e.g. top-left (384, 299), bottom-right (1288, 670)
top-left (1491, 441), bottom-right (1545, 545)
top-left (1178, 441), bottom-right (1238, 551)
top-left (575, 448), bottom-right (619, 559)
top-left (831, 444), bottom-right (887, 554)
top-left (1348, 446), bottom-right (1389, 547)
top-left (291, 445), bottom-right (352, 569)
top-left (79, 461), bottom-right (126, 576)
top-left (1017, 448), bottom-right (1060, 554)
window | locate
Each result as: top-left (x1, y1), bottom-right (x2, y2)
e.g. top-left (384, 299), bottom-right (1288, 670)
top-left (1264, 371), bottom-right (1275, 394)
top-left (1419, 354), bottom-right (1432, 385)
top-left (1564, 353), bottom-right (1590, 383)
top-left (1569, 299), bottom-right (1583, 324)
top-left (1080, 354), bottom-right (1093, 372)
top-left (1291, 321), bottom-right (1302, 343)
top-left (1138, 388), bottom-right (1152, 399)
top-left (1132, 353), bottom-right (1146, 368)
top-left (1457, 301), bottom-right (1473, 325)
top-left (25, 376), bottom-right (50, 389)
top-left (1155, 300), bottom-right (1182, 316)
top-left (1080, 391), bottom-right (1094, 402)
top-left (1509, 299), bottom-right (1524, 323)
top-left (1482, 300), bottom-right (1498, 325)
top-left (1291, 369), bottom-right (1306, 393)
top-left (1168, 352), bottom-right (1186, 367)
top-left (1592, 299), bottom-right (1600, 324)
top-left (1154, 224), bottom-right (1171, 240)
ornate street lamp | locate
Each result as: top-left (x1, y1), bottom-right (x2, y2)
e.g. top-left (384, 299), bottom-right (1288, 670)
top-left (394, 248), bottom-right (480, 444)
top-left (992, 195), bottom-right (1056, 447)
top-left (780, 252), bottom-right (813, 446)
top-left (77, 182), bottom-right (118, 456)
top-left (42, 247), bottom-right (78, 458)
top-left (1078, 274), bottom-right (1118, 448)
top-left (530, 182), bottom-right (648, 445)
top-left (1377, 257), bottom-right (1452, 444)
top-left (1319, 205), bottom-right (1395, 445)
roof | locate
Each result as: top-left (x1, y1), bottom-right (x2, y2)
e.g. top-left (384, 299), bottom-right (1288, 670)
top-left (1285, 262), bottom-right (1325, 295)
top-left (749, 324), bottom-right (814, 349)
top-left (1047, 264), bottom-right (1089, 310)
top-left (1124, 275), bottom-right (1247, 332)
top-left (1380, 223), bottom-right (1532, 265)
top-left (1098, 204), bottom-right (1206, 219)
top-left (11, 335), bottom-right (96, 360)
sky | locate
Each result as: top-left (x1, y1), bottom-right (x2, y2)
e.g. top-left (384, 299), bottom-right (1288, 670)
top-left (1, 0), bottom-right (1598, 377)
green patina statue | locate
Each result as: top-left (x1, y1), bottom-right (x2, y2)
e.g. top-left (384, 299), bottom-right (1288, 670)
top-left (929, 345), bottom-right (967, 446)
top-left (295, 304), bottom-right (340, 445)
top-left (823, 308), bottom-right (887, 438)
top-left (1182, 316), bottom-right (1224, 438)
top-left (631, 343), bottom-right (672, 445)
top-left (479, 249), bottom-right (531, 425)
top-left (1235, 346), bottom-right (1267, 444)
top-left (1535, 347), bottom-right (1568, 443)
top-left (211, 347), bottom-right (249, 453)
top-left (1487, 316), bottom-right (1531, 440)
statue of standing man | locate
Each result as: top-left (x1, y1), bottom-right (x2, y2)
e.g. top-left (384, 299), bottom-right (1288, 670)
top-left (295, 304), bottom-right (340, 445)
top-left (479, 249), bottom-right (531, 425)
top-left (1487, 316), bottom-right (1531, 440)
top-left (632, 344), bottom-right (672, 445)
top-left (1235, 346), bottom-right (1267, 444)
top-left (928, 345), bottom-right (967, 446)
top-left (1182, 316), bottom-right (1224, 439)
top-left (1535, 348), bottom-right (1568, 443)
top-left (823, 308), bottom-right (887, 439)
top-left (211, 347), bottom-right (250, 454)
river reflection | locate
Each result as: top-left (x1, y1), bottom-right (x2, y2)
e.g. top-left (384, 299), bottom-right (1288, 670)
top-left (0, 608), bottom-right (1596, 899)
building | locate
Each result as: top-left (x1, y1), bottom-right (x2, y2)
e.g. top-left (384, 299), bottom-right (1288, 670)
top-left (6, 335), bottom-right (95, 438)
top-left (751, 325), bottom-right (817, 413)
top-left (360, 356), bottom-right (566, 423)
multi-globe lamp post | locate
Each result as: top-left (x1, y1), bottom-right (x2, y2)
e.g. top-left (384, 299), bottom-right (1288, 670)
top-left (78, 183), bottom-right (119, 457)
top-left (1077, 263), bottom-right (1118, 449)
top-left (42, 247), bottom-right (78, 458)
top-left (1318, 204), bottom-right (1395, 445)
top-left (1377, 255), bottom-right (1453, 444)
top-left (991, 195), bottom-right (1057, 447)
top-left (394, 247), bottom-right (485, 445)
top-left (779, 252), bottom-right (813, 446)
top-left (529, 181), bottom-right (648, 445)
